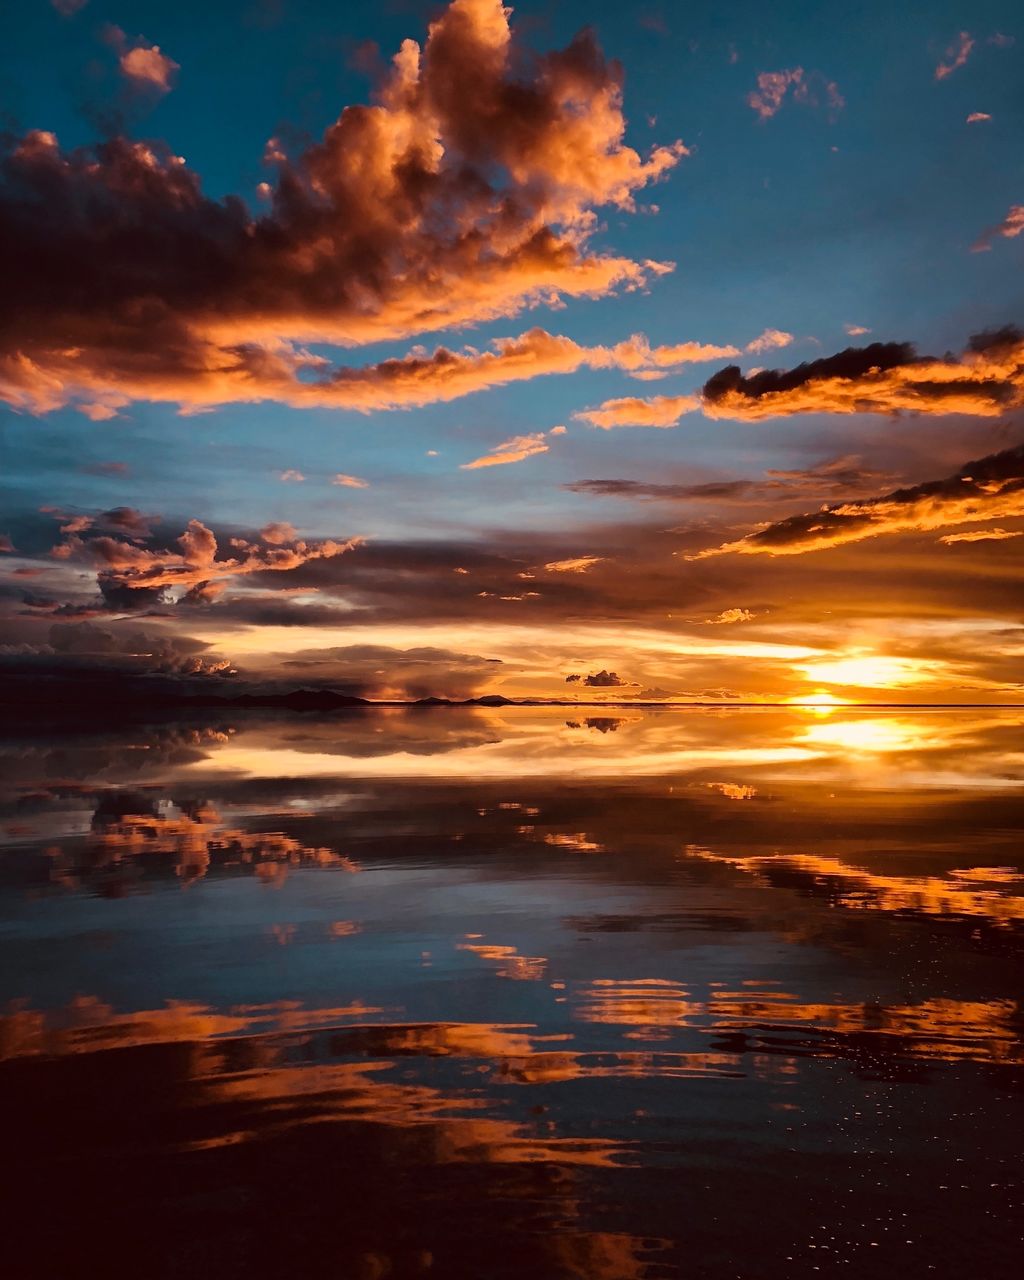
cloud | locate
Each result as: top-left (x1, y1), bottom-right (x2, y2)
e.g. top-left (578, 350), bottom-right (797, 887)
top-left (51, 0), bottom-right (88, 15)
top-left (844, 324), bottom-right (870, 336)
top-left (940, 527), bottom-right (1023, 544)
top-left (745, 328), bottom-right (793, 354)
top-left (332, 473), bottom-right (369, 488)
top-left (573, 393), bottom-right (700, 428)
top-left (747, 69), bottom-right (803, 120)
top-left (687, 441), bottom-right (1024, 558)
top-left (266, 642), bottom-right (502, 700)
top-left (102, 25), bottom-right (180, 98)
top-left (565, 454), bottom-right (896, 503)
top-left (935, 31), bottom-right (974, 80)
top-left (971, 205), bottom-right (1024, 253)
top-left (0, 535), bottom-right (14, 553)
top-left (966, 112), bottom-right (992, 124)
top-left (260, 522), bottom-right (297, 545)
top-left (40, 505), bottom-right (158, 540)
top-left (706, 608), bottom-right (754, 624)
top-left (580, 669), bottom-right (629, 687)
top-left (119, 43), bottom-right (179, 94)
top-left (747, 68), bottom-right (843, 121)
top-left (47, 513), bottom-right (361, 605)
top-left (279, 469), bottom-right (305, 482)
top-left (0, 322), bottom-right (736, 418)
top-left (82, 461), bottom-right (130, 477)
top-left (543, 556), bottom-right (604, 573)
top-left (701, 325), bottom-right (1024, 420)
top-left (461, 431), bottom-right (552, 470)
top-left (0, 0), bottom-right (686, 417)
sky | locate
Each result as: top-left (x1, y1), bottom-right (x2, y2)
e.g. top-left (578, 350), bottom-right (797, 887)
top-left (1, 0), bottom-right (1023, 704)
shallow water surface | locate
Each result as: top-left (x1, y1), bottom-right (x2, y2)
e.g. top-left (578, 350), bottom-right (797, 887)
top-left (2, 707), bottom-right (1022, 1278)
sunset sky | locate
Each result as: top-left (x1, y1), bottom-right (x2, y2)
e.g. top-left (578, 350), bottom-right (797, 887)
top-left (2, 0), bottom-right (1023, 703)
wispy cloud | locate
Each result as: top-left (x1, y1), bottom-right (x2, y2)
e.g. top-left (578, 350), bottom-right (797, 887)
top-left (461, 432), bottom-right (553, 470)
top-left (935, 31), bottom-right (974, 80)
top-left (687, 443), bottom-right (1024, 558)
top-left (971, 205), bottom-right (1024, 253)
top-left (747, 68), bottom-right (843, 120)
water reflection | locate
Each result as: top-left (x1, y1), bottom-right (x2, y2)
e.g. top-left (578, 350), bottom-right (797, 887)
top-left (1, 707), bottom-right (1022, 1278)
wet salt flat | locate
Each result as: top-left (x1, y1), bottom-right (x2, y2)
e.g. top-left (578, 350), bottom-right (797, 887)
top-left (1, 707), bottom-right (1022, 1279)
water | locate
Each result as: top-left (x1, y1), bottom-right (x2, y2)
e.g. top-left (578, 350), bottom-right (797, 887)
top-left (2, 707), bottom-right (1022, 1278)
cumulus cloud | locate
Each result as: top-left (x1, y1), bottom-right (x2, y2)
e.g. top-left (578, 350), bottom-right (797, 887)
top-left (279, 469), bottom-right (305, 482)
top-left (935, 31), bottom-right (974, 80)
top-left (844, 324), bottom-right (870, 336)
top-left (0, 0), bottom-right (687, 417)
top-left (966, 112), bottom-right (992, 124)
top-left (573, 392), bottom-right (700, 428)
top-left (971, 205), bottom-right (1024, 253)
top-left (332, 473), bottom-right (369, 488)
top-left (687, 441), bottom-right (1024, 558)
top-left (747, 68), bottom-right (843, 120)
top-left (701, 325), bottom-right (1024, 420)
top-left (47, 511), bottom-right (361, 605)
top-left (107, 28), bottom-right (180, 95)
top-left (566, 669), bottom-right (631, 687)
top-left (746, 328), bottom-right (793, 354)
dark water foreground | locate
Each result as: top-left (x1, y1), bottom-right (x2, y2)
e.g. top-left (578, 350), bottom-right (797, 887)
top-left (1, 707), bottom-right (1022, 1279)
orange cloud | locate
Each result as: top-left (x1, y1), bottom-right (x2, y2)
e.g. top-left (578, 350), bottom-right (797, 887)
top-left (120, 43), bottom-right (179, 92)
top-left (701, 325), bottom-right (1024, 420)
top-left (51, 516), bottom-right (361, 602)
top-left (0, 324), bottom-right (733, 417)
top-left (461, 431), bottom-right (553, 470)
top-left (0, 0), bottom-right (686, 416)
top-left (543, 555), bottom-right (605, 573)
top-left (706, 608), bottom-right (754, 624)
top-left (573, 393), bottom-right (700, 428)
top-left (940, 527), bottom-right (1022, 544)
top-left (966, 111), bottom-right (992, 123)
top-left (687, 441), bottom-right (1024, 558)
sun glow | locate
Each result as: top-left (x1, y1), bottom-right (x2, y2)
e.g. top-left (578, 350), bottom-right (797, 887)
top-left (797, 652), bottom-right (938, 690)
top-left (798, 717), bottom-right (935, 754)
